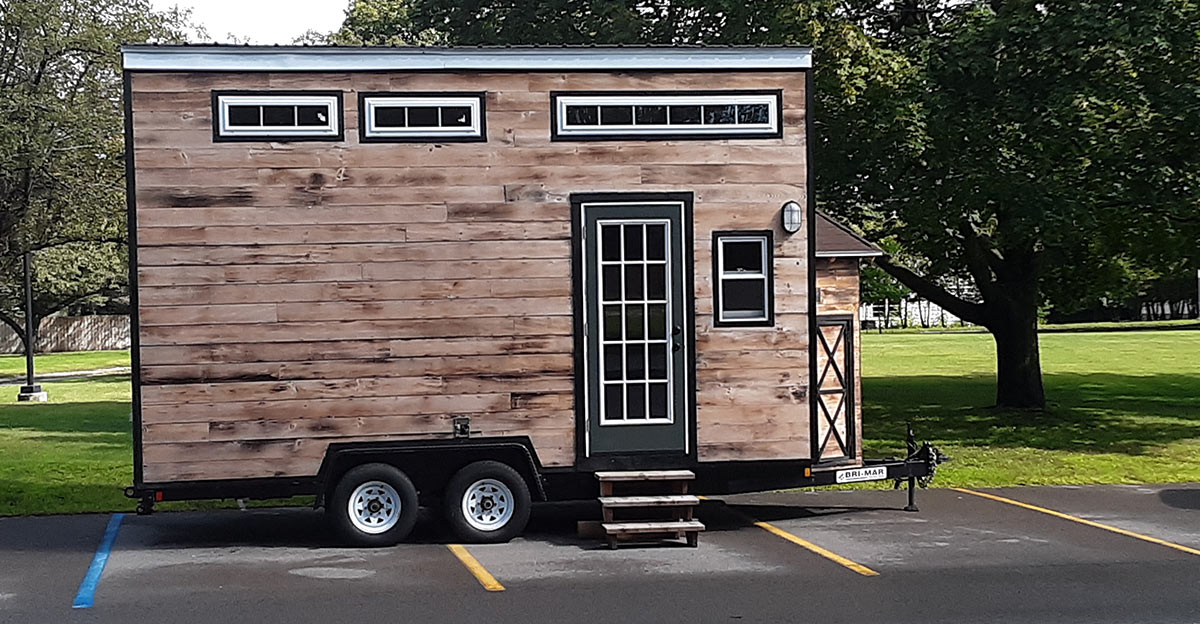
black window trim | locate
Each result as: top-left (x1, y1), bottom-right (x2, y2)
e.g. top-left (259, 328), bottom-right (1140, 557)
top-left (550, 89), bottom-right (784, 142)
top-left (211, 90), bottom-right (344, 143)
top-left (358, 91), bottom-right (488, 143)
top-left (712, 229), bottom-right (775, 327)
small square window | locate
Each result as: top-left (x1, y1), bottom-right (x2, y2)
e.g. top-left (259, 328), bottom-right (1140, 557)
top-left (374, 107), bottom-right (407, 128)
top-left (713, 231), bottom-right (773, 326)
top-left (669, 105), bottom-right (702, 125)
top-left (296, 105), bottom-right (329, 126)
top-left (567, 105), bottom-right (599, 125)
top-left (226, 105), bottom-right (260, 127)
top-left (635, 105), bottom-right (668, 125)
top-left (737, 103), bottom-right (771, 124)
top-left (441, 106), bottom-right (473, 127)
top-left (704, 104), bottom-right (737, 125)
top-left (261, 105), bottom-right (295, 126)
top-left (600, 105), bottom-right (633, 125)
top-left (406, 106), bottom-right (440, 127)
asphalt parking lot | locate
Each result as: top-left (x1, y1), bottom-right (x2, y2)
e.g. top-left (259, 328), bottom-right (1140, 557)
top-left (2, 483), bottom-right (1198, 623)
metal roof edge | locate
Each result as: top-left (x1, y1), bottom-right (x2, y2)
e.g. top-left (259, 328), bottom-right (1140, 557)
top-left (121, 45), bottom-right (813, 71)
top-left (815, 250), bottom-right (885, 258)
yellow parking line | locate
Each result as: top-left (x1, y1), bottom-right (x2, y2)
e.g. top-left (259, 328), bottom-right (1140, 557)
top-left (953, 488), bottom-right (1200, 557)
top-left (699, 497), bottom-right (878, 577)
top-left (447, 544), bottom-right (505, 591)
top-left (752, 519), bottom-right (880, 576)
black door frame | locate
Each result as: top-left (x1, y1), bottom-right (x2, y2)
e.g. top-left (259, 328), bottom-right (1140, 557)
top-left (812, 314), bottom-right (856, 464)
top-left (571, 191), bottom-right (697, 470)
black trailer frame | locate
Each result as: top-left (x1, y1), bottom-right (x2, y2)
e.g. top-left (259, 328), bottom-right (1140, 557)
top-left (125, 429), bottom-right (945, 515)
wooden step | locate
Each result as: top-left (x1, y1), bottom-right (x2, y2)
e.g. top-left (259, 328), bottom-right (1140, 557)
top-left (595, 470), bottom-right (696, 482)
top-left (599, 495), bottom-right (700, 508)
top-left (602, 520), bottom-right (706, 535)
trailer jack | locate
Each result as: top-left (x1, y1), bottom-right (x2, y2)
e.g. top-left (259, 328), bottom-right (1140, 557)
top-left (893, 424), bottom-right (949, 512)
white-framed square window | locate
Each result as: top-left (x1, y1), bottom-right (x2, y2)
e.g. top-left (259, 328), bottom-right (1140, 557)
top-left (713, 231), bottom-right (774, 326)
top-left (552, 90), bottom-right (782, 141)
top-left (213, 91), bottom-right (342, 141)
top-left (360, 92), bottom-right (486, 142)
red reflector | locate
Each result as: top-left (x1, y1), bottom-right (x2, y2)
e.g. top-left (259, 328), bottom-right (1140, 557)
top-left (155, 491), bottom-right (164, 502)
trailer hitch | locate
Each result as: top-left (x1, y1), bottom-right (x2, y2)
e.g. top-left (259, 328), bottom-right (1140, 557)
top-left (892, 424), bottom-right (949, 512)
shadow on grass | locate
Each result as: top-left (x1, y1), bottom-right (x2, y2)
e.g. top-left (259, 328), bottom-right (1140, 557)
top-left (0, 401), bottom-right (129, 434)
top-left (864, 372), bottom-right (1200, 457)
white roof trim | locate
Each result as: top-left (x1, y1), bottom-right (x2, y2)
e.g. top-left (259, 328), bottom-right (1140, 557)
top-left (816, 249), bottom-right (885, 258)
top-left (121, 46), bottom-right (812, 72)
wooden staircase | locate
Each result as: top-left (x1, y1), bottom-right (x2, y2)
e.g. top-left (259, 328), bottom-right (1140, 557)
top-left (596, 470), bottom-right (705, 549)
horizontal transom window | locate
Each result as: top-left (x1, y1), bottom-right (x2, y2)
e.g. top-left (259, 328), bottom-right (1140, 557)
top-left (552, 91), bottom-right (782, 140)
top-left (360, 93), bottom-right (486, 142)
top-left (214, 92), bottom-right (341, 140)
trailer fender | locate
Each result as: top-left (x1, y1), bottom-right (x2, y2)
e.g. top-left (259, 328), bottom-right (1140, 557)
top-left (315, 438), bottom-right (547, 508)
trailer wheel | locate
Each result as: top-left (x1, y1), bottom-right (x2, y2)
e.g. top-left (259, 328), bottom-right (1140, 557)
top-left (443, 461), bottom-right (531, 543)
top-left (329, 463), bottom-right (419, 547)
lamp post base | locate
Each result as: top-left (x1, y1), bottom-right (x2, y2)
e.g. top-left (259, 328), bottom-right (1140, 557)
top-left (17, 384), bottom-right (47, 402)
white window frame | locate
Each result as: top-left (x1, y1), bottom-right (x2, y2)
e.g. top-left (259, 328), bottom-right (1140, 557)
top-left (362, 95), bottom-right (484, 140)
top-left (716, 234), bottom-right (772, 324)
top-left (553, 92), bottom-right (780, 139)
top-left (215, 93), bottom-right (340, 139)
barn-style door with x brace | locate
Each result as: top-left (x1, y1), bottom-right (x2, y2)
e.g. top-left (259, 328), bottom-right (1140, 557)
top-left (813, 316), bottom-right (856, 463)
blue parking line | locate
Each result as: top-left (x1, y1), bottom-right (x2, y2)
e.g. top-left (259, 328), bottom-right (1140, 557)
top-left (72, 513), bottom-right (125, 609)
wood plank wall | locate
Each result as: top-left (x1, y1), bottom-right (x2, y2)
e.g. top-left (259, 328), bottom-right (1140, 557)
top-left (130, 70), bottom-right (810, 482)
top-left (816, 258), bottom-right (864, 461)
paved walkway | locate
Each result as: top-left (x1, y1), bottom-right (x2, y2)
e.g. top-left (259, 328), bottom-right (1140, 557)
top-left (0, 367), bottom-right (130, 386)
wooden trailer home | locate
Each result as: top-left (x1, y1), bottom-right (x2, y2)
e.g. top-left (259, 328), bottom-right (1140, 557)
top-left (121, 45), bottom-right (936, 545)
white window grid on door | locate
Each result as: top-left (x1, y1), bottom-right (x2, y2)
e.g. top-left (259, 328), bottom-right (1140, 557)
top-left (597, 218), bottom-right (675, 426)
top-left (717, 235), bottom-right (770, 323)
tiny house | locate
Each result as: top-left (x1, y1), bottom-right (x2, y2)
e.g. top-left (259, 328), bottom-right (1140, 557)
top-left (121, 45), bottom-right (932, 545)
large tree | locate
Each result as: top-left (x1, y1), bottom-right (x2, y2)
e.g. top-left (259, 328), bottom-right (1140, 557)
top-left (0, 0), bottom-right (191, 350)
top-left (334, 0), bottom-right (1200, 409)
top-left (854, 1), bottom-right (1200, 407)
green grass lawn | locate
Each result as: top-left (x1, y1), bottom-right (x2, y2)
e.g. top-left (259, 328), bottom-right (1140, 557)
top-left (0, 350), bottom-right (130, 378)
top-left (1, 329), bottom-right (1197, 515)
top-left (0, 375), bottom-right (132, 515)
top-left (862, 330), bottom-right (1200, 487)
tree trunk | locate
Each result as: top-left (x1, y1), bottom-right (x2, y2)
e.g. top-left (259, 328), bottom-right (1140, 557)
top-left (990, 304), bottom-right (1045, 409)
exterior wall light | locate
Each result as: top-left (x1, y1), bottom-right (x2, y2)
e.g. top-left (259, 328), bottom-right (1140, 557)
top-left (781, 200), bottom-right (803, 234)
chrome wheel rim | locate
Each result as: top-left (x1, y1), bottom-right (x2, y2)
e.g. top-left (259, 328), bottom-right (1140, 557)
top-left (462, 479), bottom-right (514, 532)
top-left (348, 480), bottom-right (400, 535)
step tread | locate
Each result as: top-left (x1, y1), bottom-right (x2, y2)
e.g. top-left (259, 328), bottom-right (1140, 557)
top-left (602, 520), bottom-right (706, 534)
top-left (599, 495), bottom-right (700, 507)
top-left (595, 470), bottom-right (696, 482)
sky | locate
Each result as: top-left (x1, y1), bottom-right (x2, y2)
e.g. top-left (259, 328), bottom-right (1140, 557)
top-left (149, 0), bottom-right (348, 44)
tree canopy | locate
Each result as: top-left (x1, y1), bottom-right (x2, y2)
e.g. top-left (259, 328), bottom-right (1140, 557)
top-left (0, 0), bottom-right (191, 347)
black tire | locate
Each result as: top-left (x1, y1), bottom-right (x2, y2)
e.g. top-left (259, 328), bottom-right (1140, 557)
top-left (443, 461), bottom-right (532, 543)
top-left (328, 463), bottom-right (419, 547)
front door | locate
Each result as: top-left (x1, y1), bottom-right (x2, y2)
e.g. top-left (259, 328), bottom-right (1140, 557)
top-left (576, 195), bottom-right (690, 458)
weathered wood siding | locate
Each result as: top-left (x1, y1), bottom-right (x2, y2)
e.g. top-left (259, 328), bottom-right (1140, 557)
top-left (816, 257), bottom-right (863, 460)
top-left (130, 70), bottom-right (810, 482)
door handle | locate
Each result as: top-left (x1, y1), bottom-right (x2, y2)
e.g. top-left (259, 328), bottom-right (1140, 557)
top-left (672, 326), bottom-right (683, 352)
